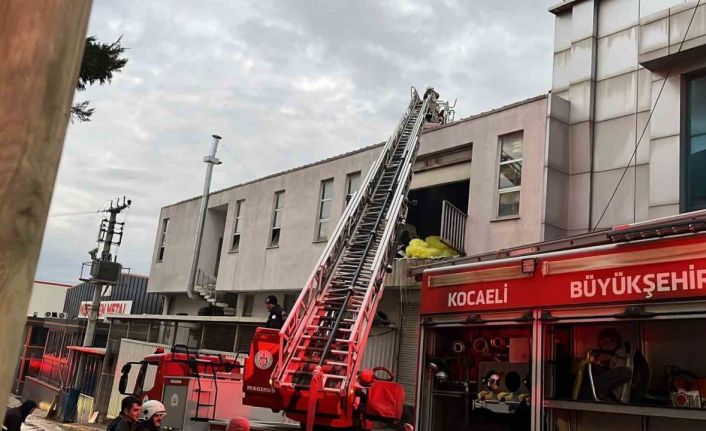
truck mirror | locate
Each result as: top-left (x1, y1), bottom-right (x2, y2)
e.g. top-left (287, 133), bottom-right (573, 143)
top-left (118, 363), bottom-right (132, 394)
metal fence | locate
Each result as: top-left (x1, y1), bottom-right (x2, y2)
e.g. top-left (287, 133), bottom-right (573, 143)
top-left (440, 199), bottom-right (467, 255)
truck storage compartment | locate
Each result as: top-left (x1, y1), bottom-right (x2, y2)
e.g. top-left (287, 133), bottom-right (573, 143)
top-left (544, 312), bottom-right (706, 431)
top-left (420, 324), bottom-right (532, 431)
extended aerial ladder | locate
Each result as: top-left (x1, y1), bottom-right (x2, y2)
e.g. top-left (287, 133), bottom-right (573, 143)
top-left (243, 88), bottom-right (449, 430)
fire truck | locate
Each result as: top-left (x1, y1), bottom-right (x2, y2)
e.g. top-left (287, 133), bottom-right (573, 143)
top-left (118, 345), bottom-right (295, 430)
top-left (121, 88), bottom-right (450, 431)
top-left (413, 210), bottom-right (706, 431)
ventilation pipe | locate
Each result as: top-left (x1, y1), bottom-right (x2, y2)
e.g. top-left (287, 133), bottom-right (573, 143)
top-left (187, 134), bottom-right (222, 299)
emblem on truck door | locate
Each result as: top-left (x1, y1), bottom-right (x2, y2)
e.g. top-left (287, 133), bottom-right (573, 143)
top-left (254, 350), bottom-right (273, 370)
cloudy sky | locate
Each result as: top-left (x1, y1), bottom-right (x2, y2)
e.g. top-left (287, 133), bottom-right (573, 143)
top-left (36, 0), bottom-right (556, 283)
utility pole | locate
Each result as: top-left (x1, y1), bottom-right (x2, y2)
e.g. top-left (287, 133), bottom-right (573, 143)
top-left (187, 134), bottom-right (222, 299)
top-left (82, 197), bottom-right (131, 346)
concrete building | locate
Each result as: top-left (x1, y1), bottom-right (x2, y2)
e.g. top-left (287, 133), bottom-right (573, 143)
top-left (148, 95), bottom-right (548, 314)
top-left (146, 94), bottom-right (549, 410)
top-left (141, 0), bottom-right (706, 416)
top-left (547, 0), bottom-right (706, 234)
top-left (26, 280), bottom-right (71, 318)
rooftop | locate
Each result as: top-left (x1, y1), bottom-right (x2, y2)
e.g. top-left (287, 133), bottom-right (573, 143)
top-left (165, 93), bottom-right (548, 209)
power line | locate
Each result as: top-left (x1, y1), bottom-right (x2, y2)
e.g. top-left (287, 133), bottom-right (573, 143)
top-left (592, 1), bottom-right (702, 231)
top-left (48, 210), bottom-right (101, 218)
top-left (219, 141), bottom-right (258, 178)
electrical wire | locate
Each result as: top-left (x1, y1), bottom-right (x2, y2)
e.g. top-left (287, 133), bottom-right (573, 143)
top-left (218, 141), bottom-right (258, 178)
top-left (592, 1), bottom-right (702, 231)
top-left (48, 209), bottom-right (102, 218)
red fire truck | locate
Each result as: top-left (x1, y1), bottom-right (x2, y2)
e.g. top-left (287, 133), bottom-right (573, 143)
top-left (414, 210), bottom-right (706, 431)
top-left (118, 345), bottom-right (293, 431)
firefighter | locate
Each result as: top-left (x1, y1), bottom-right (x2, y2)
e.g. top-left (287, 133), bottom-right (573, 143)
top-left (265, 295), bottom-right (286, 329)
top-left (108, 396), bottom-right (141, 431)
top-left (135, 400), bottom-right (166, 431)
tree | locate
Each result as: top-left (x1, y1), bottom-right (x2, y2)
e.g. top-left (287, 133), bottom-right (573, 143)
top-left (71, 36), bottom-right (128, 122)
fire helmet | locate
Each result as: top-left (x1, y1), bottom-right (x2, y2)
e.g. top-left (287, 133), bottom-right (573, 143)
top-left (140, 400), bottom-right (167, 421)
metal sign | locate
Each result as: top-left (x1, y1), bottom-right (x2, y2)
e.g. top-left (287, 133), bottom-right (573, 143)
top-left (421, 234), bottom-right (706, 315)
top-left (78, 300), bottom-right (133, 319)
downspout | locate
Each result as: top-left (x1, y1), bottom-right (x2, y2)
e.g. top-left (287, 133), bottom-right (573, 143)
top-left (187, 135), bottom-right (222, 299)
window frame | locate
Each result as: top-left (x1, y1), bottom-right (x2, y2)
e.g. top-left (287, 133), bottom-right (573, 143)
top-left (315, 178), bottom-right (335, 242)
top-left (269, 190), bottom-right (285, 247)
top-left (157, 218), bottom-right (169, 262)
top-left (681, 69), bottom-right (706, 213)
top-left (344, 171), bottom-right (362, 210)
top-left (495, 131), bottom-right (524, 219)
top-left (230, 199), bottom-right (245, 252)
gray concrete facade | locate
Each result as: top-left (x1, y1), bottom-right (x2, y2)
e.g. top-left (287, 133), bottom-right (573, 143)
top-left (548, 0), bottom-right (706, 232)
top-left (147, 95), bottom-right (548, 320)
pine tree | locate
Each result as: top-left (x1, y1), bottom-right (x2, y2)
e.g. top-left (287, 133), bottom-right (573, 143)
top-left (72, 36), bottom-right (128, 122)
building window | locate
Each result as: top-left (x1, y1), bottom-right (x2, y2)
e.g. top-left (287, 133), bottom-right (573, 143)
top-left (231, 200), bottom-right (244, 252)
top-left (242, 294), bottom-right (254, 317)
top-left (284, 293), bottom-right (297, 313)
top-left (270, 191), bottom-right (285, 247)
top-left (497, 132), bottom-right (523, 217)
top-left (345, 172), bottom-right (361, 207)
top-left (685, 73), bottom-right (706, 212)
top-left (157, 218), bottom-right (169, 261)
top-left (316, 179), bottom-right (334, 241)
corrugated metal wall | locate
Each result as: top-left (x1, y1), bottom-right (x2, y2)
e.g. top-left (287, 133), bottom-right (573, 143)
top-left (63, 274), bottom-right (163, 318)
top-left (395, 289), bottom-right (420, 406)
top-left (361, 290), bottom-right (401, 378)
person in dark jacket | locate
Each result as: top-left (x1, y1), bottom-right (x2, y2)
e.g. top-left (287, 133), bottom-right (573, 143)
top-left (265, 295), bottom-right (286, 329)
top-left (108, 396), bottom-right (141, 431)
top-left (4, 400), bottom-right (37, 431)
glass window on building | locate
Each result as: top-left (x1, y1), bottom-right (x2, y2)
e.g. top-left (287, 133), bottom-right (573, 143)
top-left (157, 218), bottom-right (168, 261)
top-left (345, 171), bottom-right (361, 207)
top-left (242, 294), bottom-right (254, 317)
top-left (316, 179), bottom-right (334, 241)
top-left (497, 132), bottom-right (523, 217)
top-left (685, 74), bottom-right (706, 212)
top-left (270, 191), bottom-right (285, 247)
top-left (231, 200), bottom-right (244, 251)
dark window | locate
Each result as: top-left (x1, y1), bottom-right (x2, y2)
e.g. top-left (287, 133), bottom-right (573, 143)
top-left (242, 294), bottom-right (254, 317)
top-left (231, 200), bottom-right (244, 252)
top-left (685, 74), bottom-right (706, 211)
top-left (157, 218), bottom-right (169, 261)
top-left (345, 171), bottom-right (361, 208)
top-left (270, 191), bottom-right (285, 247)
top-left (284, 293), bottom-right (297, 313)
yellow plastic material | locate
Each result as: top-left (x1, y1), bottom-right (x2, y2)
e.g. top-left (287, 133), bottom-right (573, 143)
top-left (405, 236), bottom-right (458, 258)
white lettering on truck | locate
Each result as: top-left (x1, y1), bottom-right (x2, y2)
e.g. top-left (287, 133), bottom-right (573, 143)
top-left (570, 265), bottom-right (706, 300)
top-left (448, 286), bottom-right (508, 308)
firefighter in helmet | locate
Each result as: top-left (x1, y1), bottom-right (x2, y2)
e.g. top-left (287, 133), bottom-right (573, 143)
top-left (135, 400), bottom-right (166, 431)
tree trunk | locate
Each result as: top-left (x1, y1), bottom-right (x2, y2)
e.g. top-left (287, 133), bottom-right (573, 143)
top-left (0, 0), bottom-right (92, 419)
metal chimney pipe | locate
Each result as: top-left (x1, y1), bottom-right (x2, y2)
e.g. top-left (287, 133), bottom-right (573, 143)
top-left (187, 134), bottom-right (222, 299)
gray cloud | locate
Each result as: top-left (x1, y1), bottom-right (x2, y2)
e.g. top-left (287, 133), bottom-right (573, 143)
top-left (36, 0), bottom-right (556, 283)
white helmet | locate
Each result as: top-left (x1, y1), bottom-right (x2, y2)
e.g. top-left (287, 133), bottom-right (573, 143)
top-left (140, 400), bottom-right (166, 421)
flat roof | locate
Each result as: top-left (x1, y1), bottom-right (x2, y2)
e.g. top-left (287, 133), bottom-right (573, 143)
top-left (67, 346), bottom-right (106, 356)
top-left (167, 142), bottom-right (385, 208)
top-left (105, 313), bottom-right (264, 324)
top-left (164, 94), bottom-right (548, 210)
top-left (548, 0), bottom-right (584, 14)
top-left (421, 94), bottom-right (547, 134)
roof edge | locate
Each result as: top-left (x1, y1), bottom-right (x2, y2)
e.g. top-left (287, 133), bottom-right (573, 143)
top-left (422, 93), bottom-right (548, 134)
top-left (165, 141), bottom-right (386, 209)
